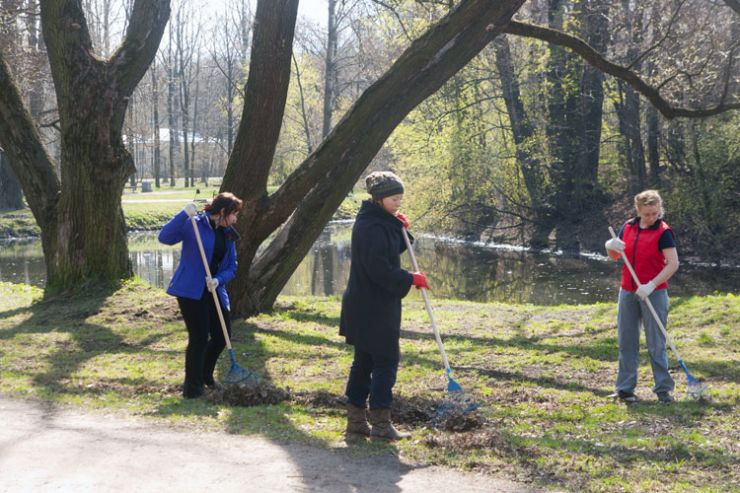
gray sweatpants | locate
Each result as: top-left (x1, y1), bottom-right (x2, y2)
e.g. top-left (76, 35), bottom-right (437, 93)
top-left (616, 288), bottom-right (675, 395)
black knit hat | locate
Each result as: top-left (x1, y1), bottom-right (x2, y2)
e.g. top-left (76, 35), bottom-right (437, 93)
top-left (365, 171), bottom-right (404, 200)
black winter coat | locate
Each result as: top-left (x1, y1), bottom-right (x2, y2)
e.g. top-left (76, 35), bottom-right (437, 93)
top-left (340, 200), bottom-right (414, 357)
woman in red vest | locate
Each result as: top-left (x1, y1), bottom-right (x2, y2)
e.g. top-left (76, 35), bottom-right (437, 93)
top-left (605, 190), bottom-right (679, 403)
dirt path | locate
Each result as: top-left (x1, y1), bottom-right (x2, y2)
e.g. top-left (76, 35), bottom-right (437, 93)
top-left (0, 396), bottom-right (552, 493)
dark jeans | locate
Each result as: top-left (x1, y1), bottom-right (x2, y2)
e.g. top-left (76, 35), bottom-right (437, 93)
top-left (177, 291), bottom-right (231, 398)
top-left (345, 347), bottom-right (399, 410)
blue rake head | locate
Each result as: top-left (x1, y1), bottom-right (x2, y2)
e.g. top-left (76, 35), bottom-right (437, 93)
top-left (432, 392), bottom-right (479, 422)
top-left (679, 360), bottom-right (708, 400)
top-left (222, 349), bottom-right (260, 388)
top-left (446, 368), bottom-right (463, 393)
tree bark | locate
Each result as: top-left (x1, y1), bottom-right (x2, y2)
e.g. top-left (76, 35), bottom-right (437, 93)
top-left (0, 50), bottom-right (60, 235)
top-left (322, 0), bottom-right (337, 138)
top-left (0, 150), bottom-right (24, 210)
top-left (167, 22), bottom-right (177, 186)
top-left (223, 0), bottom-right (526, 316)
top-left (151, 62), bottom-right (161, 187)
top-left (646, 103), bottom-right (660, 187)
top-left (493, 35), bottom-right (550, 248)
top-left (0, 0), bottom-right (170, 288)
top-left (540, 0), bottom-right (608, 253)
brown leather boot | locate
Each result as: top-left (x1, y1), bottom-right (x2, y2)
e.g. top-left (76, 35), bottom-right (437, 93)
top-left (345, 403), bottom-right (371, 436)
top-left (368, 408), bottom-right (411, 441)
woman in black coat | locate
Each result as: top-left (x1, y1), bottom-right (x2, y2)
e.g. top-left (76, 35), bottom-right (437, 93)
top-left (340, 171), bottom-right (429, 440)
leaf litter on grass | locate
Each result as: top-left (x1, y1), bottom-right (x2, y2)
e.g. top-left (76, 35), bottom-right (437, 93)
top-left (202, 384), bottom-right (486, 432)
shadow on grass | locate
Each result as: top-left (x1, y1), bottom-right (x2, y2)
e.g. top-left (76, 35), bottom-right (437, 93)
top-left (1, 286), bottom-right (411, 492)
top-left (153, 317), bottom-right (411, 493)
top-left (0, 283), bottom-right (180, 396)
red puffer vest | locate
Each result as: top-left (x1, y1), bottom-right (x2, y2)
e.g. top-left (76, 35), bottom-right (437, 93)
top-left (620, 218), bottom-right (672, 291)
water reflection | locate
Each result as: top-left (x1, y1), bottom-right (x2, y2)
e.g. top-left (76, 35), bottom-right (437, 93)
top-left (1, 224), bottom-right (738, 305)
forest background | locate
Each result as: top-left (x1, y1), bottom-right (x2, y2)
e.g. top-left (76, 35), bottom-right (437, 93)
top-left (1, 0), bottom-right (738, 272)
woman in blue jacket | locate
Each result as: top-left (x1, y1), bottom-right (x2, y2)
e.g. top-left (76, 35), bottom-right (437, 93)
top-left (159, 192), bottom-right (244, 398)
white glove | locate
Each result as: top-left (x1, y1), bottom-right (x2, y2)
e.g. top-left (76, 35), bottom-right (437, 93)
top-left (605, 237), bottom-right (625, 254)
top-left (183, 203), bottom-right (198, 217)
top-left (206, 276), bottom-right (219, 292)
top-left (636, 281), bottom-right (656, 300)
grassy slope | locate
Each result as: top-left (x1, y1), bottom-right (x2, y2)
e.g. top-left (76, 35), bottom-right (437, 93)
top-left (0, 281), bottom-right (737, 492)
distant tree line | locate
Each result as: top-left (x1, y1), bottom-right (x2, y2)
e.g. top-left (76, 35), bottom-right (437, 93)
top-left (0, 0), bottom-right (737, 314)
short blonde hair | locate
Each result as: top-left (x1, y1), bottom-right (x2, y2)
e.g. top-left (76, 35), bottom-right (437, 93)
top-left (634, 189), bottom-right (664, 217)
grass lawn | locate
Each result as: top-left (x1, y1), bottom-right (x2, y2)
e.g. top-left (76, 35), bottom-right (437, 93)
top-left (0, 280), bottom-right (737, 492)
top-left (0, 185), bottom-right (362, 238)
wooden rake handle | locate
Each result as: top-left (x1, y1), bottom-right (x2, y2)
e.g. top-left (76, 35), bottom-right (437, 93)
top-left (608, 226), bottom-right (681, 360)
top-left (401, 228), bottom-right (452, 373)
top-left (191, 215), bottom-right (233, 351)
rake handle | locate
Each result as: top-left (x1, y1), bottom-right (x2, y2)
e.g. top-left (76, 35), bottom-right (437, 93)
top-left (401, 228), bottom-right (452, 373)
top-left (191, 215), bottom-right (234, 351)
top-left (609, 226), bottom-right (682, 361)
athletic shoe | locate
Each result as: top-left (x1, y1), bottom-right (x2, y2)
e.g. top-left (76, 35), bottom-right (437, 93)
top-left (657, 392), bottom-right (674, 404)
top-left (609, 390), bottom-right (638, 403)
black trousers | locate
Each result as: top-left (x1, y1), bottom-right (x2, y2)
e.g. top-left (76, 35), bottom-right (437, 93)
top-left (177, 291), bottom-right (231, 397)
top-left (345, 347), bottom-right (399, 410)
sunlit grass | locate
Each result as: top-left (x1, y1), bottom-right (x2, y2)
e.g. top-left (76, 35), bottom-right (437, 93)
top-left (0, 282), bottom-right (737, 492)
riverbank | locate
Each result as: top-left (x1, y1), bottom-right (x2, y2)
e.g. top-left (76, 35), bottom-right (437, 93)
top-left (1, 281), bottom-right (737, 492)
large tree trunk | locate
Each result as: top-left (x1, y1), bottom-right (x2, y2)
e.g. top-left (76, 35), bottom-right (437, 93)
top-left (222, 0), bottom-right (526, 317)
top-left (0, 0), bottom-right (170, 289)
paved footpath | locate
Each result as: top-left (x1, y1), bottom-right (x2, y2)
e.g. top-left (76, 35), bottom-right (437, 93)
top-left (0, 396), bottom-right (551, 493)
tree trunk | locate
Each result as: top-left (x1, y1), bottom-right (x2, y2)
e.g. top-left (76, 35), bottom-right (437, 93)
top-left (0, 0), bottom-right (171, 288)
top-left (222, 0), bottom-right (526, 317)
top-left (191, 54), bottom-right (200, 184)
top-left (646, 102), bottom-right (660, 187)
top-left (167, 23), bottom-right (177, 186)
top-left (0, 151), bottom-right (24, 210)
top-left (152, 63), bottom-right (161, 188)
top-left (322, 0), bottom-right (337, 138)
top-left (493, 35), bottom-right (551, 248)
top-left (544, 0), bottom-right (581, 252)
top-left (545, 0), bottom-right (608, 253)
top-left (615, 81), bottom-right (646, 193)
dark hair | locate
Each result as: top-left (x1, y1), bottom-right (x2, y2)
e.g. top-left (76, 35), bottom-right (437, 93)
top-left (204, 192), bottom-right (244, 216)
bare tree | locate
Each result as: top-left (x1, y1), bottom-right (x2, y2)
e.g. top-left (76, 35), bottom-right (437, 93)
top-left (0, 0), bottom-right (170, 287)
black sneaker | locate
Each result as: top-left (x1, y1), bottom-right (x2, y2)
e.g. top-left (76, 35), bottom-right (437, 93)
top-left (657, 392), bottom-right (674, 404)
top-left (609, 390), bottom-right (638, 403)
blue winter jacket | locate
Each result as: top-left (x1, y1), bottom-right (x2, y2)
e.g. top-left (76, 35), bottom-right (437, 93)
top-left (158, 209), bottom-right (239, 311)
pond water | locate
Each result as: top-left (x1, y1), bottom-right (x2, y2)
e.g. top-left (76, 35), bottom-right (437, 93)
top-left (1, 223), bottom-right (738, 305)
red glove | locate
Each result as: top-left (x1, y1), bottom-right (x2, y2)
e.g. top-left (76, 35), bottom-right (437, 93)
top-left (396, 212), bottom-right (409, 230)
top-left (412, 272), bottom-right (430, 290)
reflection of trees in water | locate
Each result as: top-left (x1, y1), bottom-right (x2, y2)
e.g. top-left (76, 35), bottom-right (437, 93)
top-left (3, 230), bottom-right (740, 301)
top-left (0, 240), bottom-right (46, 287)
top-left (411, 240), bottom-right (535, 303)
top-left (311, 230), bottom-right (335, 296)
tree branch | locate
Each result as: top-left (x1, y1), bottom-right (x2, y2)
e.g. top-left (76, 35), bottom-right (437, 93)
top-left (109, 0), bottom-right (172, 96)
top-left (0, 50), bottom-right (60, 228)
top-left (259, 0), bottom-right (526, 240)
top-left (40, 0), bottom-right (100, 112)
top-left (504, 20), bottom-right (740, 119)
